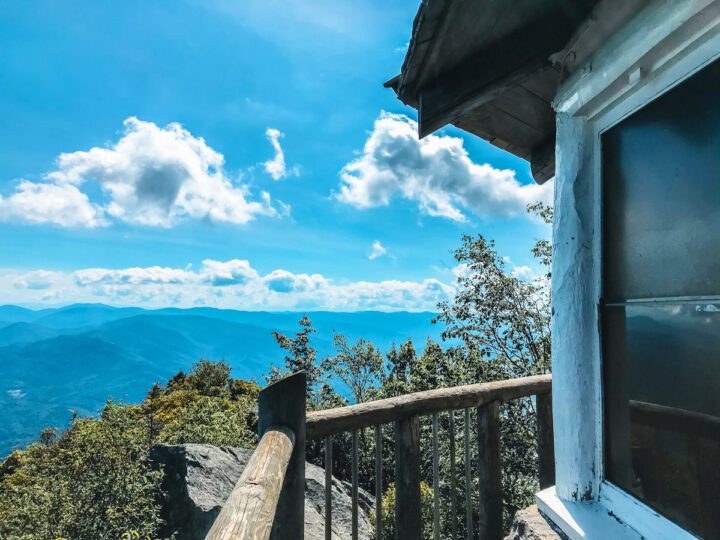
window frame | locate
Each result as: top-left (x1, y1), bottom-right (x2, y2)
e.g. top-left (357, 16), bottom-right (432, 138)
top-left (593, 48), bottom-right (720, 538)
top-left (537, 3), bottom-right (720, 538)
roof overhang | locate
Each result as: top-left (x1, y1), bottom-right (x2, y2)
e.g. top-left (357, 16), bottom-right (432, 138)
top-left (386, 0), bottom-right (649, 184)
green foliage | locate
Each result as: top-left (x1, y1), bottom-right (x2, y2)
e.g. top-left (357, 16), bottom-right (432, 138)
top-left (0, 359), bottom-right (258, 539)
top-left (376, 482), bottom-right (435, 540)
top-left (157, 395), bottom-right (255, 447)
top-left (0, 402), bottom-right (163, 539)
top-left (1, 203), bottom-right (552, 538)
top-left (265, 315), bottom-right (333, 409)
top-left (324, 334), bottom-right (384, 404)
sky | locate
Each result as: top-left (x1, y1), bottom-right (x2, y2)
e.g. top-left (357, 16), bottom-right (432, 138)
top-left (0, 0), bottom-right (552, 312)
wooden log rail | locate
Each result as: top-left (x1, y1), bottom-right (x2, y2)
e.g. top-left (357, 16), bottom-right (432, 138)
top-left (306, 374), bottom-right (551, 438)
top-left (313, 374), bottom-right (554, 540)
top-left (205, 426), bottom-right (295, 540)
top-left (208, 372), bottom-right (553, 540)
top-left (207, 371), bottom-right (306, 540)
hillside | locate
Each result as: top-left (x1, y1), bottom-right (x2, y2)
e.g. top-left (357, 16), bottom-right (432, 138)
top-left (0, 304), bottom-right (444, 454)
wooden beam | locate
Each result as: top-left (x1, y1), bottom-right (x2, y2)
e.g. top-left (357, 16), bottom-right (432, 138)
top-left (536, 392), bottom-right (555, 489)
top-left (258, 371), bottom-right (307, 539)
top-left (476, 402), bottom-right (502, 540)
top-left (417, 13), bottom-right (573, 138)
top-left (530, 138), bottom-right (556, 184)
top-left (395, 416), bottom-right (422, 540)
top-left (306, 375), bottom-right (551, 439)
top-left (205, 426), bottom-right (295, 540)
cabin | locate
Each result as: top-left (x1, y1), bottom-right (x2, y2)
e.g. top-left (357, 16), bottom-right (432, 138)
top-left (205, 1), bottom-right (719, 539)
top-left (387, 0), bottom-right (720, 538)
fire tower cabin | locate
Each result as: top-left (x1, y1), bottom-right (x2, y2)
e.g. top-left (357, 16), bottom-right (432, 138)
top-left (386, 1), bottom-right (720, 539)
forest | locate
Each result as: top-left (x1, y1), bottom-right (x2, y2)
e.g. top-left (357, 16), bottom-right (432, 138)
top-left (0, 204), bottom-right (551, 539)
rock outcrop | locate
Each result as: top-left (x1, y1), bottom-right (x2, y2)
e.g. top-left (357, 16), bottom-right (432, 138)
top-left (505, 505), bottom-right (566, 540)
top-left (150, 444), bottom-right (375, 539)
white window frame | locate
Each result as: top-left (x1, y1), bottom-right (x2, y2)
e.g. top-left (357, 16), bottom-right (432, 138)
top-left (537, 2), bottom-right (720, 538)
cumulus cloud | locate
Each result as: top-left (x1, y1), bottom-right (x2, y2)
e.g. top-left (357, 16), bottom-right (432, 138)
top-left (511, 265), bottom-right (536, 281)
top-left (200, 259), bottom-right (259, 286)
top-left (7, 389), bottom-right (26, 399)
top-left (263, 128), bottom-right (298, 180)
top-left (337, 112), bottom-right (552, 222)
top-left (13, 270), bottom-right (59, 290)
top-left (0, 181), bottom-right (105, 227)
top-left (1, 260), bottom-right (456, 312)
top-left (0, 118), bottom-right (283, 228)
top-left (368, 240), bottom-right (387, 260)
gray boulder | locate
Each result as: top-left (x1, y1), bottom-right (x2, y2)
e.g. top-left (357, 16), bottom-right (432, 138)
top-left (151, 444), bottom-right (375, 539)
top-left (505, 505), bottom-right (566, 540)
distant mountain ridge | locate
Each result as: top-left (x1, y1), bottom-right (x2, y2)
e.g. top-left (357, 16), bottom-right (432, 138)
top-left (0, 303), bottom-right (444, 455)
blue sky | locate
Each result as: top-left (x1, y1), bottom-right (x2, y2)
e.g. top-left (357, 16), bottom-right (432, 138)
top-left (0, 0), bottom-right (551, 311)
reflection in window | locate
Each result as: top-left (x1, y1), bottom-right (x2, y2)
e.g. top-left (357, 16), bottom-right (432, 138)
top-left (602, 58), bottom-right (720, 538)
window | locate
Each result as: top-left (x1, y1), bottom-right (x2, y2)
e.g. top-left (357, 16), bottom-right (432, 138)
top-left (602, 58), bottom-right (720, 538)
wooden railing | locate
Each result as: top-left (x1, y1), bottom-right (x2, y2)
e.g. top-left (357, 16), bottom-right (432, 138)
top-left (207, 371), bottom-right (554, 540)
top-left (207, 371), bottom-right (306, 540)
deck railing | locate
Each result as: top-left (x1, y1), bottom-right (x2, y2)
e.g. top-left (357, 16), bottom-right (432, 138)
top-left (207, 371), bottom-right (554, 540)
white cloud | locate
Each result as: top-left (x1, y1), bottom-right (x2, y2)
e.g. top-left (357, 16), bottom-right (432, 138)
top-left (511, 265), bottom-right (536, 281)
top-left (0, 181), bottom-right (105, 227)
top-left (263, 128), bottom-right (298, 180)
top-left (337, 112), bottom-right (552, 222)
top-left (0, 118), bottom-right (283, 228)
top-left (199, 259), bottom-right (259, 286)
top-left (1, 260), bottom-right (457, 312)
top-left (13, 270), bottom-right (60, 290)
top-left (7, 389), bottom-right (26, 399)
top-left (368, 240), bottom-right (387, 260)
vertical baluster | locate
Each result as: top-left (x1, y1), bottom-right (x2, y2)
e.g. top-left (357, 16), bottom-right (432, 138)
top-left (325, 435), bottom-right (333, 540)
top-left (449, 410), bottom-right (457, 539)
top-left (352, 429), bottom-right (359, 540)
top-left (477, 402), bottom-right (502, 540)
top-left (432, 413), bottom-right (440, 540)
top-left (395, 415), bottom-right (421, 539)
top-left (375, 425), bottom-right (383, 540)
top-left (536, 392), bottom-right (555, 489)
top-left (464, 408), bottom-right (473, 539)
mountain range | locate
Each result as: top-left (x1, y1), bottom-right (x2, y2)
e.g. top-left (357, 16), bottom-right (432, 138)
top-left (0, 303), bottom-right (444, 455)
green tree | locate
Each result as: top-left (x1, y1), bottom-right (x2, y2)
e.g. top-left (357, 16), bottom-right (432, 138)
top-left (266, 315), bottom-right (326, 407)
top-left (0, 402), bottom-right (163, 539)
top-left (429, 202), bottom-right (553, 529)
top-left (325, 334), bottom-right (384, 404)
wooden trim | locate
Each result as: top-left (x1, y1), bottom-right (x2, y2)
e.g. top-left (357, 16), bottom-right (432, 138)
top-left (306, 374), bottom-right (551, 438)
top-left (205, 426), bottom-right (295, 540)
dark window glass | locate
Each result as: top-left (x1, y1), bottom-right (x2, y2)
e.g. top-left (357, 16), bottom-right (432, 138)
top-left (603, 59), bottom-right (720, 302)
top-left (603, 59), bottom-right (720, 539)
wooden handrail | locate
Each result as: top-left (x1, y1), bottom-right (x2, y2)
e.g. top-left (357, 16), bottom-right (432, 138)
top-left (306, 373), bottom-right (551, 438)
top-left (208, 371), bottom-right (306, 540)
top-left (205, 425), bottom-right (295, 540)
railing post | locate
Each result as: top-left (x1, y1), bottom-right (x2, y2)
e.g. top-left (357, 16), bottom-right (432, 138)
top-left (375, 425), bottom-right (383, 540)
top-left (536, 391), bottom-right (555, 489)
top-left (395, 415), bottom-right (421, 540)
top-left (324, 435), bottom-right (332, 540)
top-left (449, 410), bottom-right (458, 539)
top-left (477, 401), bottom-right (502, 540)
top-left (258, 371), bottom-right (306, 540)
